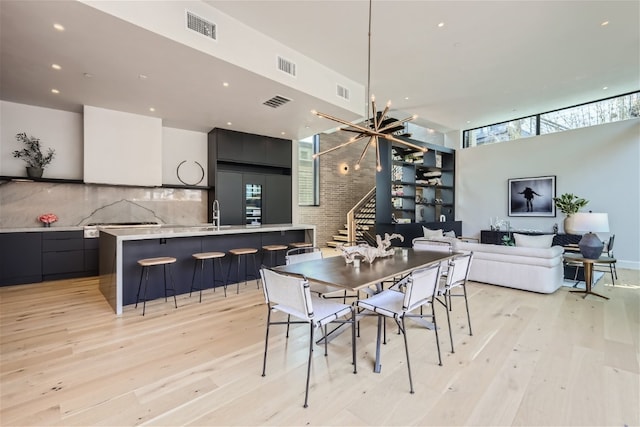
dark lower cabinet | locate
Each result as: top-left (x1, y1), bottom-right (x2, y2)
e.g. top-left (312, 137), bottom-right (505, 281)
top-left (0, 230), bottom-right (100, 286)
top-left (0, 232), bottom-right (42, 286)
top-left (42, 231), bottom-right (85, 281)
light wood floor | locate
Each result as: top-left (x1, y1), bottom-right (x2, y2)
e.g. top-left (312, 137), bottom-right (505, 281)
top-left (1, 266), bottom-right (638, 426)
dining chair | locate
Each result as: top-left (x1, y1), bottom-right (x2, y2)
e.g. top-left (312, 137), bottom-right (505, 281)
top-left (259, 267), bottom-right (357, 408)
top-left (356, 262), bottom-right (443, 394)
top-left (435, 252), bottom-right (474, 353)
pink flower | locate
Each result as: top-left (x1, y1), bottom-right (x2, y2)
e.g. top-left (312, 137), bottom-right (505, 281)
top-left (38, 213), bottom-right (58, 224)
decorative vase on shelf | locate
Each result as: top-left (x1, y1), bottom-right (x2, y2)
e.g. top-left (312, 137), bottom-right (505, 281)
top-left (564, 215), bottom-right (577, 234)
top-left (26, 167), bottom-right (43, 178)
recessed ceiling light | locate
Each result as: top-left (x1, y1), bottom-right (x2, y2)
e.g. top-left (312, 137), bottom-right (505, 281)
top-left (53, 23), bottom-right (65, 31)
top-left (223, 82), bottom-right (229, 87)
top-left (138, 74), bottom-right (148, 80)
top-left (281, 132), bottom-right (286, 135)
top-left (51, 64), bottom-right (61, 70)
top-left (438, 22), bottom-right (445, 28)
top-left (51, 89), bottom-right (60, 94)
top-left (603, 86), bottom-right (609, 90)
top-left (466, 120), bottom-right (471, 124)
top-left (227, 122), bottom-right (232, 126)
top-left (149, 107), bottom-right (155, 112)
top-left (404, 96), bottom-right (410, 100)
top-left (601, 20), bottom-right (609, 26)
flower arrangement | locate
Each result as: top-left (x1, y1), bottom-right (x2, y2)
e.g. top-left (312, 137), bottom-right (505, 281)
top-left (12, 132), bottom-right (55, 168)
top-left (38, 213), bottom-right (58, 227)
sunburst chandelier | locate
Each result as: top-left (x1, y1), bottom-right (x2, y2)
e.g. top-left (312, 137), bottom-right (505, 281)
top-left (311, 0), bottom-right (427, 172)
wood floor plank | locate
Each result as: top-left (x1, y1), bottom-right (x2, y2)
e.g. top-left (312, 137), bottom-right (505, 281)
top-left (1, 269), bottom-right (638, 426)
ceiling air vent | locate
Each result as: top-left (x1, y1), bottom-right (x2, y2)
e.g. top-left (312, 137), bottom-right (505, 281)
top-left (186, 10), bottom-right (216, 40)
top-left (277, 56), bottom-right (296, 77)
top-left (263, 95), bottom-right (291, 109)
top-left (337, 84), bottom-right (350, 101)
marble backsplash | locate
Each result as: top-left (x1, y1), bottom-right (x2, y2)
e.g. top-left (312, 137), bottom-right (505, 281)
top-left (0, 180), bottom-right (207, 228)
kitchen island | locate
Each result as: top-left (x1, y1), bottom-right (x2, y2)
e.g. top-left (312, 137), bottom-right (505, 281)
top-left (98, 224), bottom-right (315, 314)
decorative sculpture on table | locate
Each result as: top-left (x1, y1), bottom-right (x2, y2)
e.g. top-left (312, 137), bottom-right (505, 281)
top-left (339, 233), bottom-right (404, 264)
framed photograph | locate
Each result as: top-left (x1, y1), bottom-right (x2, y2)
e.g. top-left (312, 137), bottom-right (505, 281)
top-left (508, 176), bottom-right (556, 217)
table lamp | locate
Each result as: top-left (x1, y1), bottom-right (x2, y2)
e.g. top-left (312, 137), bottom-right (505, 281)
top-left (570, 212), bottom-right (609, 259)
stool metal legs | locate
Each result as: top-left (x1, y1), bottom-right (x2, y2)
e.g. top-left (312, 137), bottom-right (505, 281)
top-left (135, 264), bottom-right (178, 315)
top-left (226, 253), bottom-right (259, 294)
top-left (190, 257), bottom-right (227, 301)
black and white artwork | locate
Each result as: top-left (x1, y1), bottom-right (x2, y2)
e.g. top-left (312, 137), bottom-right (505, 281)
top-left (508, 176), bottom-right (556, 217)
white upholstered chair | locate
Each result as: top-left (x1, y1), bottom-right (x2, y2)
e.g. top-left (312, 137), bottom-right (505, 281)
top-left (356, 262), bottom-right (443, 393)
top-left (259, 267), bottom-right (357, 408)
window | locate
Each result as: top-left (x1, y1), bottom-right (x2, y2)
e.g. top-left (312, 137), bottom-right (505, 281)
top-left (463, 91), bottom-right (639, 148)
top-left (298, 135), bottom-right (319, 206)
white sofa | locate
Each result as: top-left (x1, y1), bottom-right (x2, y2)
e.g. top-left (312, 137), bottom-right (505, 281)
top-left (412, 238), bottom-right (565, 294)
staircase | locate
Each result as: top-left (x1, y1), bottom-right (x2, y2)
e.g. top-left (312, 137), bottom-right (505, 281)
top-left (327, 187), bottom-right (377, 248)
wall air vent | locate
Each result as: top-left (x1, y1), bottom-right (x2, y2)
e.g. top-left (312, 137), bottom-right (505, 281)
top-left (277, 56), bottom-right (296, 77)
top-left (186, 10), bottom-right (216, 40)
top-left (263, 95), bottom-right (292, 109)
top-left (337, 84), bottom-right (350, 101)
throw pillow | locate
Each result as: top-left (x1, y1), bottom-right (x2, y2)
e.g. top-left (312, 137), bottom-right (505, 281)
top-left (422, 227), bottom-right (444, 239)
top-left (513, 233), bottom-right (554, 248)
top-left (443, 230), bottom-right (456, 238)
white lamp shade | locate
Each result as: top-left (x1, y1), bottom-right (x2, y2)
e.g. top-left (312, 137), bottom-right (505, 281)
top-left (571, 212), bottom-right (610, 234)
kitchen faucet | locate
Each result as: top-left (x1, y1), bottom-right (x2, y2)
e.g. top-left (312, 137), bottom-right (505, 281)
top-left (212, 199), bottom-right (221, 230)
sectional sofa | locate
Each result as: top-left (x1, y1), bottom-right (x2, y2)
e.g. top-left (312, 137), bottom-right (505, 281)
top-left (413, 237), bottom-right (565, 293)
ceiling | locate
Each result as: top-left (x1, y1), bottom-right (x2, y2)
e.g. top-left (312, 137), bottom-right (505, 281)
top-left (1, 0), bottom-right (638, 141)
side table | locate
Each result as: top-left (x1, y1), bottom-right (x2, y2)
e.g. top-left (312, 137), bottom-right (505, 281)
top-left (563, 253), bottom-right (616, 300)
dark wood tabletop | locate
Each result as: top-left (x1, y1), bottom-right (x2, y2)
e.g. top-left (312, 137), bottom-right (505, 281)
top-left (274, 248), bottom-right (454, 291)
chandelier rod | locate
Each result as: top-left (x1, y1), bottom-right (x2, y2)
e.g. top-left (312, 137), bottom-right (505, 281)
top-left (366, 0), bottom-right (372, 125)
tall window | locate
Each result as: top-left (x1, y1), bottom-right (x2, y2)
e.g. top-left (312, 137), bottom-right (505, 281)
top-left (298, 135), bottom-right (319, 206)
top-left (463, 91), bottom-right (639, 148)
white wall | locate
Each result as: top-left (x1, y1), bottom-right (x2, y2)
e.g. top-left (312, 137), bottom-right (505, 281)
top-left (457, 118), bottom-right (640, 269)
top-left (162, 127), bottom-right (208, 186)
top-left (0, 101), bottom-right (83, 179)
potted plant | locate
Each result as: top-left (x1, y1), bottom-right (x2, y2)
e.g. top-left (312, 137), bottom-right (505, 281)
top-left (553, 193), bottom-right (589, 234)
top-left (12, 132), bottom-right (55, 178)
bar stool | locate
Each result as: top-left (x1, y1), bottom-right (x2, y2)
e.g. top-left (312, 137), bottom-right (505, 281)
top-left (290, 242), bottom-right (312, 249)
top-left (135, 256), bottom-right (178, 316)
top-left (190, 251), bottom-right (227, 301)
top-left (262, 244), bottom-right (288, 267)
top-left (227, 247), bottom-right (259, 294)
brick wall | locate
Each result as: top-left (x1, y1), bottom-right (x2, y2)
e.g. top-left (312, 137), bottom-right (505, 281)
top-left (298, 132), bottom-right (376, 247)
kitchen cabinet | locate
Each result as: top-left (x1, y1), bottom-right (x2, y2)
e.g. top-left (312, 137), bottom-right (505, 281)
top-left (214, 170), bottom-right (291, 225)
top-left (0, 230), bottom-right (99, 286)
top-left (210, 128), bottom-right (291, 168)
top-left (216, 170), bottom-right (244, 225)
top-left (42, 230), bottom-right (87, 281)
top-left (208, 128), bottom-right (292, 225)
top-left (264, 174), bottom-right (292, 224)
top-left (0, 232), bottom-right (42, 286)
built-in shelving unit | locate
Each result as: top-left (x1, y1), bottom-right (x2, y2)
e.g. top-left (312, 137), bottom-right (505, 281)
top-left (377, 140), bottom-right (455, 225)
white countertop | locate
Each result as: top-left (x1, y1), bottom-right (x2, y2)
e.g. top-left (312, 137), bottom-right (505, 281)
top-left (100, 223), bottom-right (315, 240)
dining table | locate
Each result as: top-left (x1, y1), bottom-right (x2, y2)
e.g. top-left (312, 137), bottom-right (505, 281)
top-left (275, 247), bottom-right (456, 373)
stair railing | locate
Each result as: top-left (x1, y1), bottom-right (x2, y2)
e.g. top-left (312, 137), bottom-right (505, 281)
top-left (347, 187), bottom-right (376, 244)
